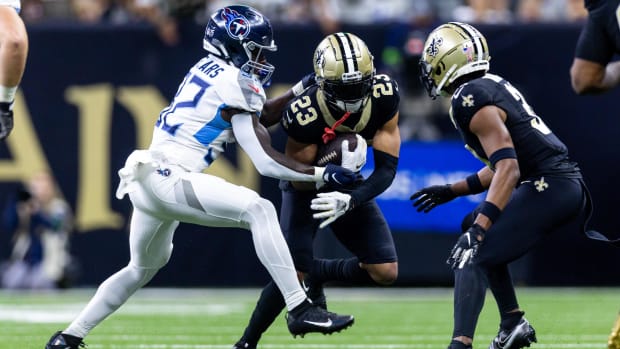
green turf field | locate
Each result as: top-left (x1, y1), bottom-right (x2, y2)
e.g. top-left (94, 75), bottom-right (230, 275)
top-left (0, 287), bottom-right (617, 349)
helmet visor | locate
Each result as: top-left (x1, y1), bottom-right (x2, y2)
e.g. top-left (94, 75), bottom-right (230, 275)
top-left (323, 75), bottom-right (373, 102)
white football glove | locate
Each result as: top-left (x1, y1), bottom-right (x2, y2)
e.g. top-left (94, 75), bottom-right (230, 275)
top-left (341, 134), bottom-right (367, 172)
top-left (311, 191), bottom-right (352, 228)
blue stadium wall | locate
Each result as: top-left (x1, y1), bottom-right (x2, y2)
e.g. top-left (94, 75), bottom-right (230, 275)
top-left (0, 21), bottom-right (618, 287)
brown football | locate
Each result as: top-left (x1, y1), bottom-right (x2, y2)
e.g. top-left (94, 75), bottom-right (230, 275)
top-left (315, 133), bottom-right (359, 166)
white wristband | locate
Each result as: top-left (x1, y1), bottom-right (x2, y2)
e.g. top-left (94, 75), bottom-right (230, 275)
top-left (313, 166), bottom-right (326, 182)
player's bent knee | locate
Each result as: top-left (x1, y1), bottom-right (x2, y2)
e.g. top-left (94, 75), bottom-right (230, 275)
top-left (126, 263), bottom-right (160, 284)
top-left (131, 246), bottom-right (172, 271)
top-left (368, 262), bottom-right (398, 285)
top-left (244, 196), bottom-right (278, 225)
top-left (0, 25), bottom-right (27, 54)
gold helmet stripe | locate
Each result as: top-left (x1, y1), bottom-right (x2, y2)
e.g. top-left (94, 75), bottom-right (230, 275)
top-left (334, 32), bottom-right (357, 74)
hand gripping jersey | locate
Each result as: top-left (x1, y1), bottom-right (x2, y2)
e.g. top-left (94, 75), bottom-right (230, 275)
top-left (149, 55), bottom-right (266, 172)
top-left (0, 0), bottom-right (20, 12)
top-left (281, 74), bottom-right (399, 146)
top-left (450, 73), bottom-right (581, 179)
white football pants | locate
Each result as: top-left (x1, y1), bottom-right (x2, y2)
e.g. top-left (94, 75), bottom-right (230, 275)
top-left (65, 156), bottom-right (306, 338)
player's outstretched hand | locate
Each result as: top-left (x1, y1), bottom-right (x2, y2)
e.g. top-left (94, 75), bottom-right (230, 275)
top-left (0, 110), bottom-right (14, 140)
top-left (322, 163), bottom-right (357, 188)
top-left (447, 224), bottom-right (485, 269)
top-left (292, 72), bottom-right (317, 96)
top-left (410, 184), bottom-right (456, 213)
top-left (311, 191), bottom-right (353, 228)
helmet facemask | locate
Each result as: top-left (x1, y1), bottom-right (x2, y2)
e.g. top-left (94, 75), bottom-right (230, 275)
top-left (239, 40), bottom-right (277, 85)
top-left (313, 32), bottom-right (375, 114)
top-left (320, 71), bottom-right (374, 113)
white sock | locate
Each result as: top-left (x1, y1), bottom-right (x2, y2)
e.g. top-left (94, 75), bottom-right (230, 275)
top-left (0, 85), bottom-right (17, 104)
top-left (64, 264), bottom-right (158, 338)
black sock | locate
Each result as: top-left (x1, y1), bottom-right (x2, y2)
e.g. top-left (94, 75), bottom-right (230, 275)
top-left (312, 257), bottom-right (374, 285)
top-left (239, 281), bottom-right (285, 347)
top-left (448, 339), bottom-right (472, 349)
top-left (500, 310), bottom-right (525, 330)
top-left (452, 265), bottom-right (487, 339)
top-left (303, 274), bottom-right (326, 307)
top-left (487, 265), bottom-right (519, 314)
top-left (486, 264), bottom-right (522, 330)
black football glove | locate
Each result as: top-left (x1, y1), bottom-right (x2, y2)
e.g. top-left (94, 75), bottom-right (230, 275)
top-left (410, 184), bottom-right (457, 213)
top-left (292, 72), bottom-right (317, 96)
top-left (0, 110), bottom-right (14, 140)
top-left (447, 224), bottom-right (486, 269)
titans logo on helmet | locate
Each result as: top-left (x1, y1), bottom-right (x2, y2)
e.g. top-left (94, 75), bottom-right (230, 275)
top-left (221, 7), bottom-right (250, 40)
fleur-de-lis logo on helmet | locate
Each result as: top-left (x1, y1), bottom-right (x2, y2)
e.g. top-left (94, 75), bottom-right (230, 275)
top-left (222, 7), bottom-right (250, 40)
top-left (426, 36), bottom-right (443, 57)
top-left (314, 47), bottom-right (326, 74)
top-left (419, 22), bottom-right (490, 99)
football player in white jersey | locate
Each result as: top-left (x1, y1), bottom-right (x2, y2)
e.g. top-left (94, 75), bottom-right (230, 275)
top-left (0, 0), bottom-right (27, 140)
top-left (44, 5), bottom-right (359, 349)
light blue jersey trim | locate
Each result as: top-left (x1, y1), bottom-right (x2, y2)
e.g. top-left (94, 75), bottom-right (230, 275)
top-left (193, 104), bottom-right (231, 146)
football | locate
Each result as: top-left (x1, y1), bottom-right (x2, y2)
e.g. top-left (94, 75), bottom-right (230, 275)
top-left (315, 133), bottom-right (360, 166)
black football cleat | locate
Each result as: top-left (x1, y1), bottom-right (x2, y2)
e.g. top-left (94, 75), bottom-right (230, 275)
top-left (232, 340), bottom-right (255, 349)
top-left (45, 331), bottom-right (86, 349)
top-left (489, 317), bottom-right (537, 349)
top-left (0, 109), bottom-right (13, 140)
top-left (286, 299), bottom-right (354, 338)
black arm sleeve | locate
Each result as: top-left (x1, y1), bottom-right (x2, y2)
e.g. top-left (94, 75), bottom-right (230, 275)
top-left (349, 149), bottom-right (398, 207)
top-left (574, 15), bottom-right (614, 65)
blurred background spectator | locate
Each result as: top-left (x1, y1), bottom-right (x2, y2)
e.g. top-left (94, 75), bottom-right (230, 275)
top-left (12, 0), bottom-right (591, 141)
top-left (0, 171), bottom-right (76, 290)
top-left (17, 1), bottom-right (589, 26)
top-left (8, 0), bottom-right (591, 142)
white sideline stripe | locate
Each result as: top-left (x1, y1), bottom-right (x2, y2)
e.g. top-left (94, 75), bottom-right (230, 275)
top-left (0, 303), bottom-right (242, 323)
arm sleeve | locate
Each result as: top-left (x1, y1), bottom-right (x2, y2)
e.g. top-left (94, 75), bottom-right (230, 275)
top-left (231, 112), bottom-right (324, 182)
top-left (574, 16), bottom-right (615, 65)
top-left (349, 149), bottom-right (398, 206)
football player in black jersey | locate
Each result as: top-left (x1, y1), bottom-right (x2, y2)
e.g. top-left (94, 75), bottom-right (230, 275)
top-left (232, 32), bottom-right (401, 349)
top-left (570, 0), bottom-right (620, 94)
top-left (412, 22), bottom-right (592, 349)
top-left (570, 1), bottom-right (620, 347)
